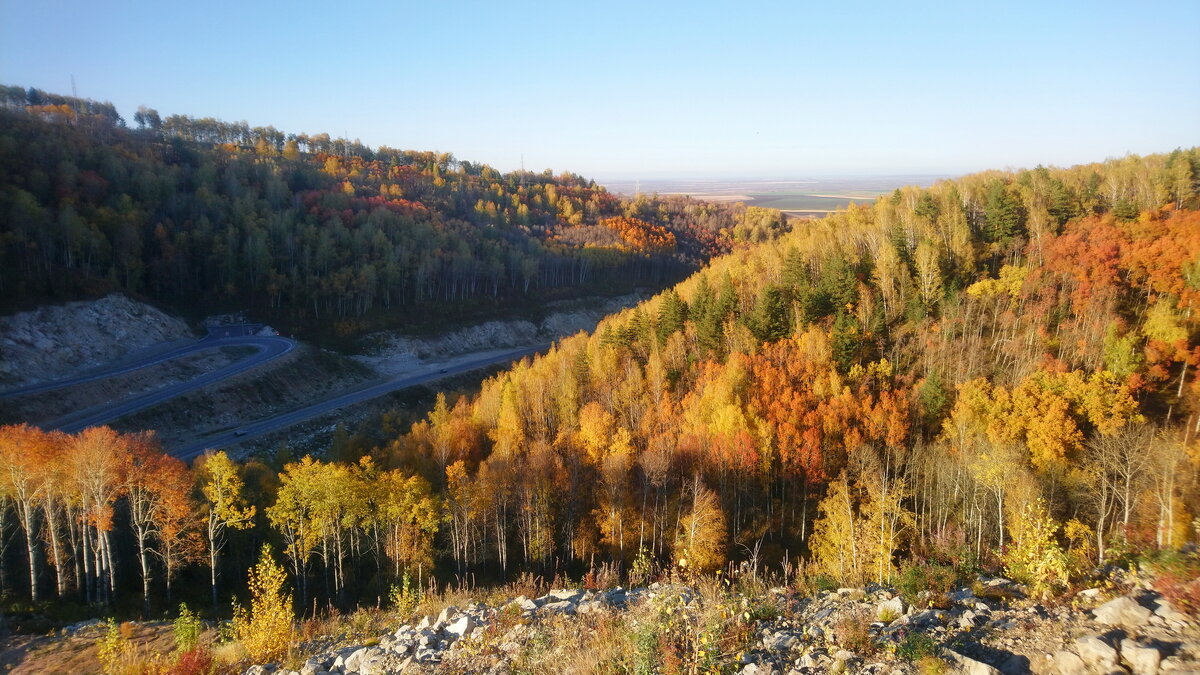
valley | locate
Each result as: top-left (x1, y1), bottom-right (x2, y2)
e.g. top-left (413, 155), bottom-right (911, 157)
top-left (1, 2), bottom-right (1198, 672)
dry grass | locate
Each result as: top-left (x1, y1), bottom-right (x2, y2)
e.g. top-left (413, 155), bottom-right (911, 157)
top-left (832, 608), bottom-right (874, 654)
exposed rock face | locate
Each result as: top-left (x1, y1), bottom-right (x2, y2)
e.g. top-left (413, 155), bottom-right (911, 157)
top-left (353, 293), bottom-right (645, 376)
top-left (239, 580), bottom-right (1199, 675)
top-left (0, 294), bottom-right (193, 388)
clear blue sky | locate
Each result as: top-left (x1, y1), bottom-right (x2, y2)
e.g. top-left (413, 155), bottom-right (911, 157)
top-left (2, 0), bottom-right (1197, 179)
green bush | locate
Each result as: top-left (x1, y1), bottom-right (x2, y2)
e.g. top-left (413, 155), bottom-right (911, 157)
top-left (172, 603), bottom-right (203, 652)
top-left (389, 571), bottom-right (422, 618)
top-left (896, 631), bottom-right (938, 660)
top-left (813, 574), bottom-right (840, 593)
top-left (897, 562), bottom-right (957, 608)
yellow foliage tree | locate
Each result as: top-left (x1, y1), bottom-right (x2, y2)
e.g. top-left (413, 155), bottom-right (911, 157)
top-left (674, 477), bottom-right (726, 575)
top-left (233, 544), bottom-right (295, 663)
top-left (1001, 499), bottom-right (1067, 597)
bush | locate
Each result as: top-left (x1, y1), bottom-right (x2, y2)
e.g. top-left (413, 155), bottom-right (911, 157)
top-left (167, 648), bottom-right (212, 675)
top-left (388, 571), bottom-right (422, 618)
top-left (897, 562), bottom-right (957, 608)
top-left (1148, 552), bottom-right (1200, 616)
top-left (833, 608), bottom-right (873, 654)
top-left (896, 631), bottom-right (938, 660)
top-left (97, 619), bottom-right (125, 675)
top-left (1002, 499), bottom-right (1067, 597)
top-left (812, 574), bottom-right (840, 593)
top-left (232, 545), bottom-right (295, 663)
top-left (172, 604), bottom-right (203, 652)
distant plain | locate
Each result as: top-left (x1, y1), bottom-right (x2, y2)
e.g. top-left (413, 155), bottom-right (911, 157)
top-left (602, 176), bottom-right (948, 215)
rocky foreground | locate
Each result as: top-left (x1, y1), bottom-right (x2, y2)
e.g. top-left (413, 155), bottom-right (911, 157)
top-left (243, 575), bottom-right (1199, 675)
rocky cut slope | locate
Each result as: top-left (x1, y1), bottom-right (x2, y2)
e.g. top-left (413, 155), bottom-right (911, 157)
top-left (240, 573), bottom-right (1199, 675)
top-left (0, 294), bottom-right (193, 388)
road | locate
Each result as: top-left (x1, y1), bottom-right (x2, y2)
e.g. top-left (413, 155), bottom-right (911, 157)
top-left (0, 324), bottom-right (293, 399)
top-left (2, 326), bottom-right (297, 433)
top-left (49, 335), bottom-right (297, 433)
top-left (170, 344), bottom-right (545, 460)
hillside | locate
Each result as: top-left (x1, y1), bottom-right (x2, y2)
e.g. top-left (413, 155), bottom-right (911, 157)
top-left (387, 149), bottom-right (1200, 582)
top-left (0, 86), bottom-right (786, 341)
top-left (2, 120), bottom-right (1199, 673)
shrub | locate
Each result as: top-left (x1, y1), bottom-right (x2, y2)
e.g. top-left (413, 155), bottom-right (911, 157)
top-left (97, 619), bottom-right (125, 675)
top-left (896, 631), bottom-right (938, 660)
top-left (897, 562), bottom-right (957, 608)
top-left (630, 546), bottom-right (656, 588)
top-left (167, 648), bottom-right (212, 675)
top-left (96, 619), bottom-right (170, 675)
top-left (813, 574), bottom-right (840, 593)
top-left (877, 605), bottom-right (901, 624)
top-left (388, 571), bottom-right (422, 618)
top-left (172, 604), bottom-right (203, 652)
top-left (1064, 519), bottom-right (1096, 578)
top-left (1148, 552), bottom-right (1200, 616)
top-left (232, 544), bottom-right (295, 663)
top-left (915, 655), bottom-right (949, 675)
top-left (833, 608), bottom-right (873, 654)
top-left (1002, 499), bottom-right (1067, 597)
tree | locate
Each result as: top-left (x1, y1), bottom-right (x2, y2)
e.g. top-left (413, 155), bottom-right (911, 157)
top-left (123, 432), bottom-right (170, 612)
top-left (266, 456), bottom-right (325, 608)
top-left (0, 424), bottom-right (55, 603)
top-left (1001, 499), bottom-right (1067, 598)
top-left (232, 545), bottom-right (295, 663)
top-left (68, 426), bottom-right (128, 606)
top-left (750, 284), bottom-right (791, 342)
top-left (809, 474), bottom-right (861, 584)
top-left (983, 180), bottom-right (1026, 243)
top-left (149, 455), bottom-right (202, 604)
top-left (675, 476), bottom-right (726, 575)
top-left (196, 451), bottom-right (255, 609)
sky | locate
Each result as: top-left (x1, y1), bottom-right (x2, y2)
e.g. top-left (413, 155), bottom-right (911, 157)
top-left (2, 0), bottom-right (1198, 179)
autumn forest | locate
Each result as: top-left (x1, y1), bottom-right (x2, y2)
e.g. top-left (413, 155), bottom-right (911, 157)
top-left (1, 86), bottom-right (1199, 625)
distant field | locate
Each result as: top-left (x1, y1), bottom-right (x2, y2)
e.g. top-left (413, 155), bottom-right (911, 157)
top-left (602, 176), bottom-right (946, 216)
top-left (745, 192), bottom-right (875, 212)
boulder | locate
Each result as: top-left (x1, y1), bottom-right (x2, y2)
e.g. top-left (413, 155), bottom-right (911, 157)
top-left (547, 589), bottom-right (584, 603)
top-left (512, 595), bottom-right (540, 612)
top-left (541, 600), bottom-right (577, 616)
top-left (1120, 638), bottom-right (1162, 675)
top-left (436, 605), bottom-right (460, 626)
top-left (876, 597), bottom-right (905, 621)
top-left (1151, 598), bottom-right (1190, 625)
top-left (342, 647), bottom-right (382, 673)
top-left (1051, 650), bottom-right (1087, 675)
top-left (910, 609), bottom-right (947, 627)
top-left (942, 649), bottom-right (1003, 675)
top-left (762, 632), bottom-right (798, 652)
top-left (1074, 635), bottom-right (1119, 672)
top-left (445, 614), bottom-right (475, 640)
top-left (830, 651), bottom-right (858, 675)
top-left (1094, 597), bottom-right (1151, 627)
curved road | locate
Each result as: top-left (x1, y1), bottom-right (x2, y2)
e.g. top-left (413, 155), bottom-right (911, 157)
top-left (49, 335), bottom-right (297, 433)
top-left (1, 327), bottom-right (294, 400)
top-left (2, 326), bottom-right (297, 433)
top-left (171, 345), bottom-right (545, 460)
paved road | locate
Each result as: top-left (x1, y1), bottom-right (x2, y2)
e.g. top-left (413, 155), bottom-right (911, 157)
top-left (48, 335), bottom-right (297, 433)
top-left (1, 324), bottom-right (291, 399)
top-left (171, 345), bottom-right (545, 460)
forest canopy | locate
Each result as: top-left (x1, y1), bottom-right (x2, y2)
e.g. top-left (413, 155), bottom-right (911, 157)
top-left (1, 83), bottom-right (1198, 617)
top-left (0, 85), bottom-right (781, 338)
